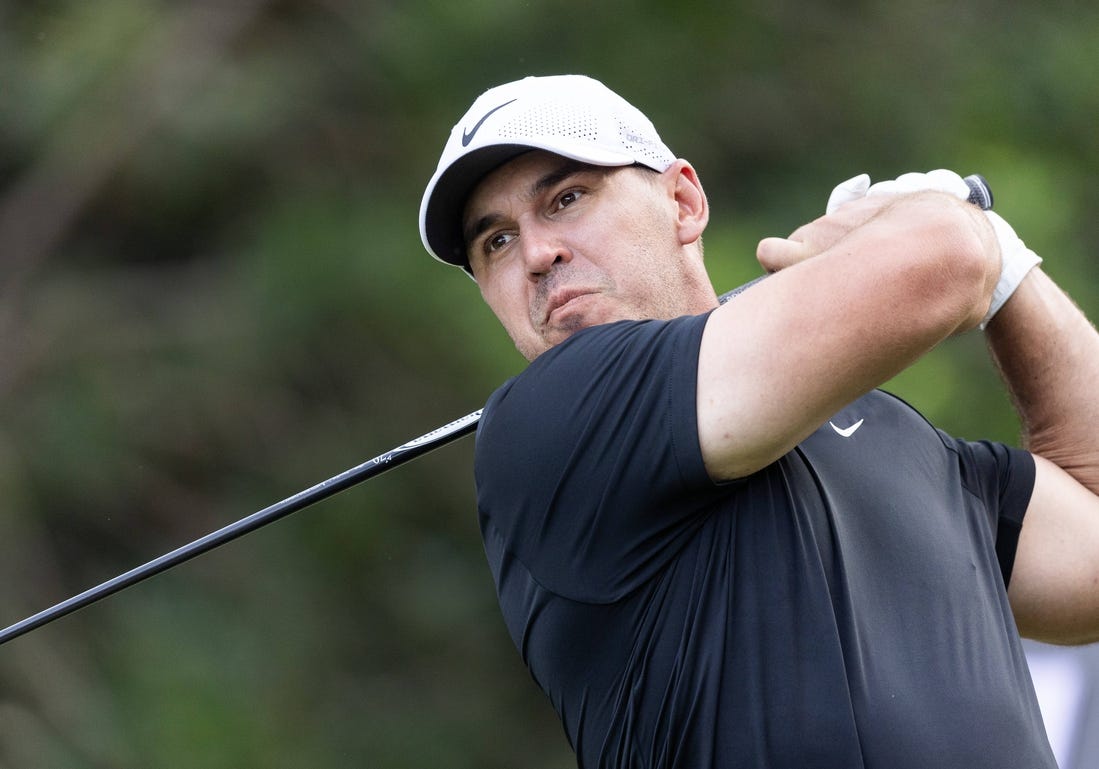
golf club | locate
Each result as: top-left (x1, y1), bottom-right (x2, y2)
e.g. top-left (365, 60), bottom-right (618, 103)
top-left (0, 173), bottom-right (993, 646)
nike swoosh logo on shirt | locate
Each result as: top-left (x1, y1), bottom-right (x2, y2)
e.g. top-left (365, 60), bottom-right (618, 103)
top-left (829, 419), bottom-right (864, 438)
top-left (462, 99), bottom-right (517, 146)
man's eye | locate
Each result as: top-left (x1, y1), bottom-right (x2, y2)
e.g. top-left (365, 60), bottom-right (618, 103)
top-left (556, 189), bottom-right (583, 210)
top-left (485, 231), bottom-right (515, 254)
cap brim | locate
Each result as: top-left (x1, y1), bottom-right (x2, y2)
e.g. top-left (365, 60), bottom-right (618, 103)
top-left (420, 145), bottom-right (533, 269)
top-left (420, 140), bottom-right (640, 270)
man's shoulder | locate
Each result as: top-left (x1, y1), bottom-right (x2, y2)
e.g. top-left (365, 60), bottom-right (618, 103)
top-left (490, 314), bottom-right (710, 402)
top-left (535, 313), bottom-right (709, 365)
top-left (478, 313), bottom-right (712, 488)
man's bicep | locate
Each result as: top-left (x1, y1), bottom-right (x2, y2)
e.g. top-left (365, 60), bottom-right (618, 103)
top-left (695, 266), bottom-right (940, 481)
top-left (695, 287), bottom-right (821, 481)
top-left (1009, 454), bottom-right (1099, 645)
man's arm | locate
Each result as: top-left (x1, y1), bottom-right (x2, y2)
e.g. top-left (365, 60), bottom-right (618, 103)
top-left (986, 270), bottom-right (1099, 644)
top-left (695, 192), bottom-right (1000, 480)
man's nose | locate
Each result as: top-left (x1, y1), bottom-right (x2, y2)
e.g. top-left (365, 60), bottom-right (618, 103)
top-left (520, 221), bottom-right (571, 278)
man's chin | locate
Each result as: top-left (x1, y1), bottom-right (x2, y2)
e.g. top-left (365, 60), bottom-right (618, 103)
top-left (520, 309), bottom-right (621, 360)
top-left (537, 321), bottom-right (599, 355)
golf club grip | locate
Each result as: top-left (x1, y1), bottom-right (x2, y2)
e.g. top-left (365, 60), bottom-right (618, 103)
top-left (964, 174), bottom-right (993, 210)
top-left (719, 173), bottom-right (994, 304)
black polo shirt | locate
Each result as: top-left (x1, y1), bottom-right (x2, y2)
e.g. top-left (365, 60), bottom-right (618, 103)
top-left (476, 312), bottom-right (1055, 769)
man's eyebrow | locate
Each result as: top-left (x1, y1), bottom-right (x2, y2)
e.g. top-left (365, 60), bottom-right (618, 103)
top-left (463, 160), bottom-right (595, 250)
top-left (464, 213), bottom-right (503, 251)
top-left (530, 160), bottom-right (591, 197)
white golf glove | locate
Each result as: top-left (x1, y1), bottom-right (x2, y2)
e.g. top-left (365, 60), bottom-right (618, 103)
top-left (825, 173), bottom-right (871, 215)
top-left (980, 210), bottom-right (1042, 328)
top-left (825, 169), bottom-right (1041, 328)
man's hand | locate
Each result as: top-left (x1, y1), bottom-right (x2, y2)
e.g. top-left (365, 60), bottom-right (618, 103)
top-left (813, 169), bottom-right (1041, 328)
top-left (755, 182), bottom-right (999, 299)
top-left (757, 169), bottom-right (985, 274)
top-left (756, 194), bottom-right (894, 272)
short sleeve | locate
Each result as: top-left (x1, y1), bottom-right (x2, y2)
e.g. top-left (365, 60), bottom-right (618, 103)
top-left (947, 436), bottom-right (1037, 586)
top-left (475, 314), bottom-right (721, 602)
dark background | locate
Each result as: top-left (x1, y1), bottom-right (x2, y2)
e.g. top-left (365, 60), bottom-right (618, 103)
top-left (1, 1), bottom-right (1097, 766)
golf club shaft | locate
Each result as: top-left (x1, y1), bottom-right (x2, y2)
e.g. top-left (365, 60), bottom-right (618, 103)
top-left (0, 410), bottom-right (482, 645)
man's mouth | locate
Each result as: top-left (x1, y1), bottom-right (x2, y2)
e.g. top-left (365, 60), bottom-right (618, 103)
top-left (544, 288), bottom-right (597, 325)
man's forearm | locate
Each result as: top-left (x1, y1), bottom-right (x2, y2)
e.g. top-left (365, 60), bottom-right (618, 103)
top-left (987, 268), bottom-right (1099, 490)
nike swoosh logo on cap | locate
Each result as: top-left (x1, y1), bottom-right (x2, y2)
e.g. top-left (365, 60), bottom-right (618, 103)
top-left (462, 99), bottom-right (517, 147)
top-left (829, 419), bottom-right (864, 438)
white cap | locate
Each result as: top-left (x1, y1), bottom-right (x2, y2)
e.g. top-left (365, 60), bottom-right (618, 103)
top-left (419, 74), bottom-right (676, 271)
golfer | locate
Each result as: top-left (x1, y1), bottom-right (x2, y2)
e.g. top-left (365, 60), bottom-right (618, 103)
top-left (419, 74), bottom-right (1099, 768)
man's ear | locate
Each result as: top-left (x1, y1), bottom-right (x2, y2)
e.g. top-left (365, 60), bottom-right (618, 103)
top-left (666, 160), bottom-right (709, 246)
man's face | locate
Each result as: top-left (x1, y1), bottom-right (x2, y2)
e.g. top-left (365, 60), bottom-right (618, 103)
top-left (462, 150), bottom-right (712, 360)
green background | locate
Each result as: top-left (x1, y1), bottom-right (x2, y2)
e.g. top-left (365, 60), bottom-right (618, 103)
top-left (1, 1), bottom-right (1096, 766)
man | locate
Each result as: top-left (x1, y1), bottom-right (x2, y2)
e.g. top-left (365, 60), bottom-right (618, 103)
top-left (418, 74), bottom-right (1099, 768)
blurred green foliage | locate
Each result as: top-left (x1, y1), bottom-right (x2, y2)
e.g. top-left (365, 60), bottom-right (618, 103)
top-left (0, 1), bottom-right (1095, 766)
